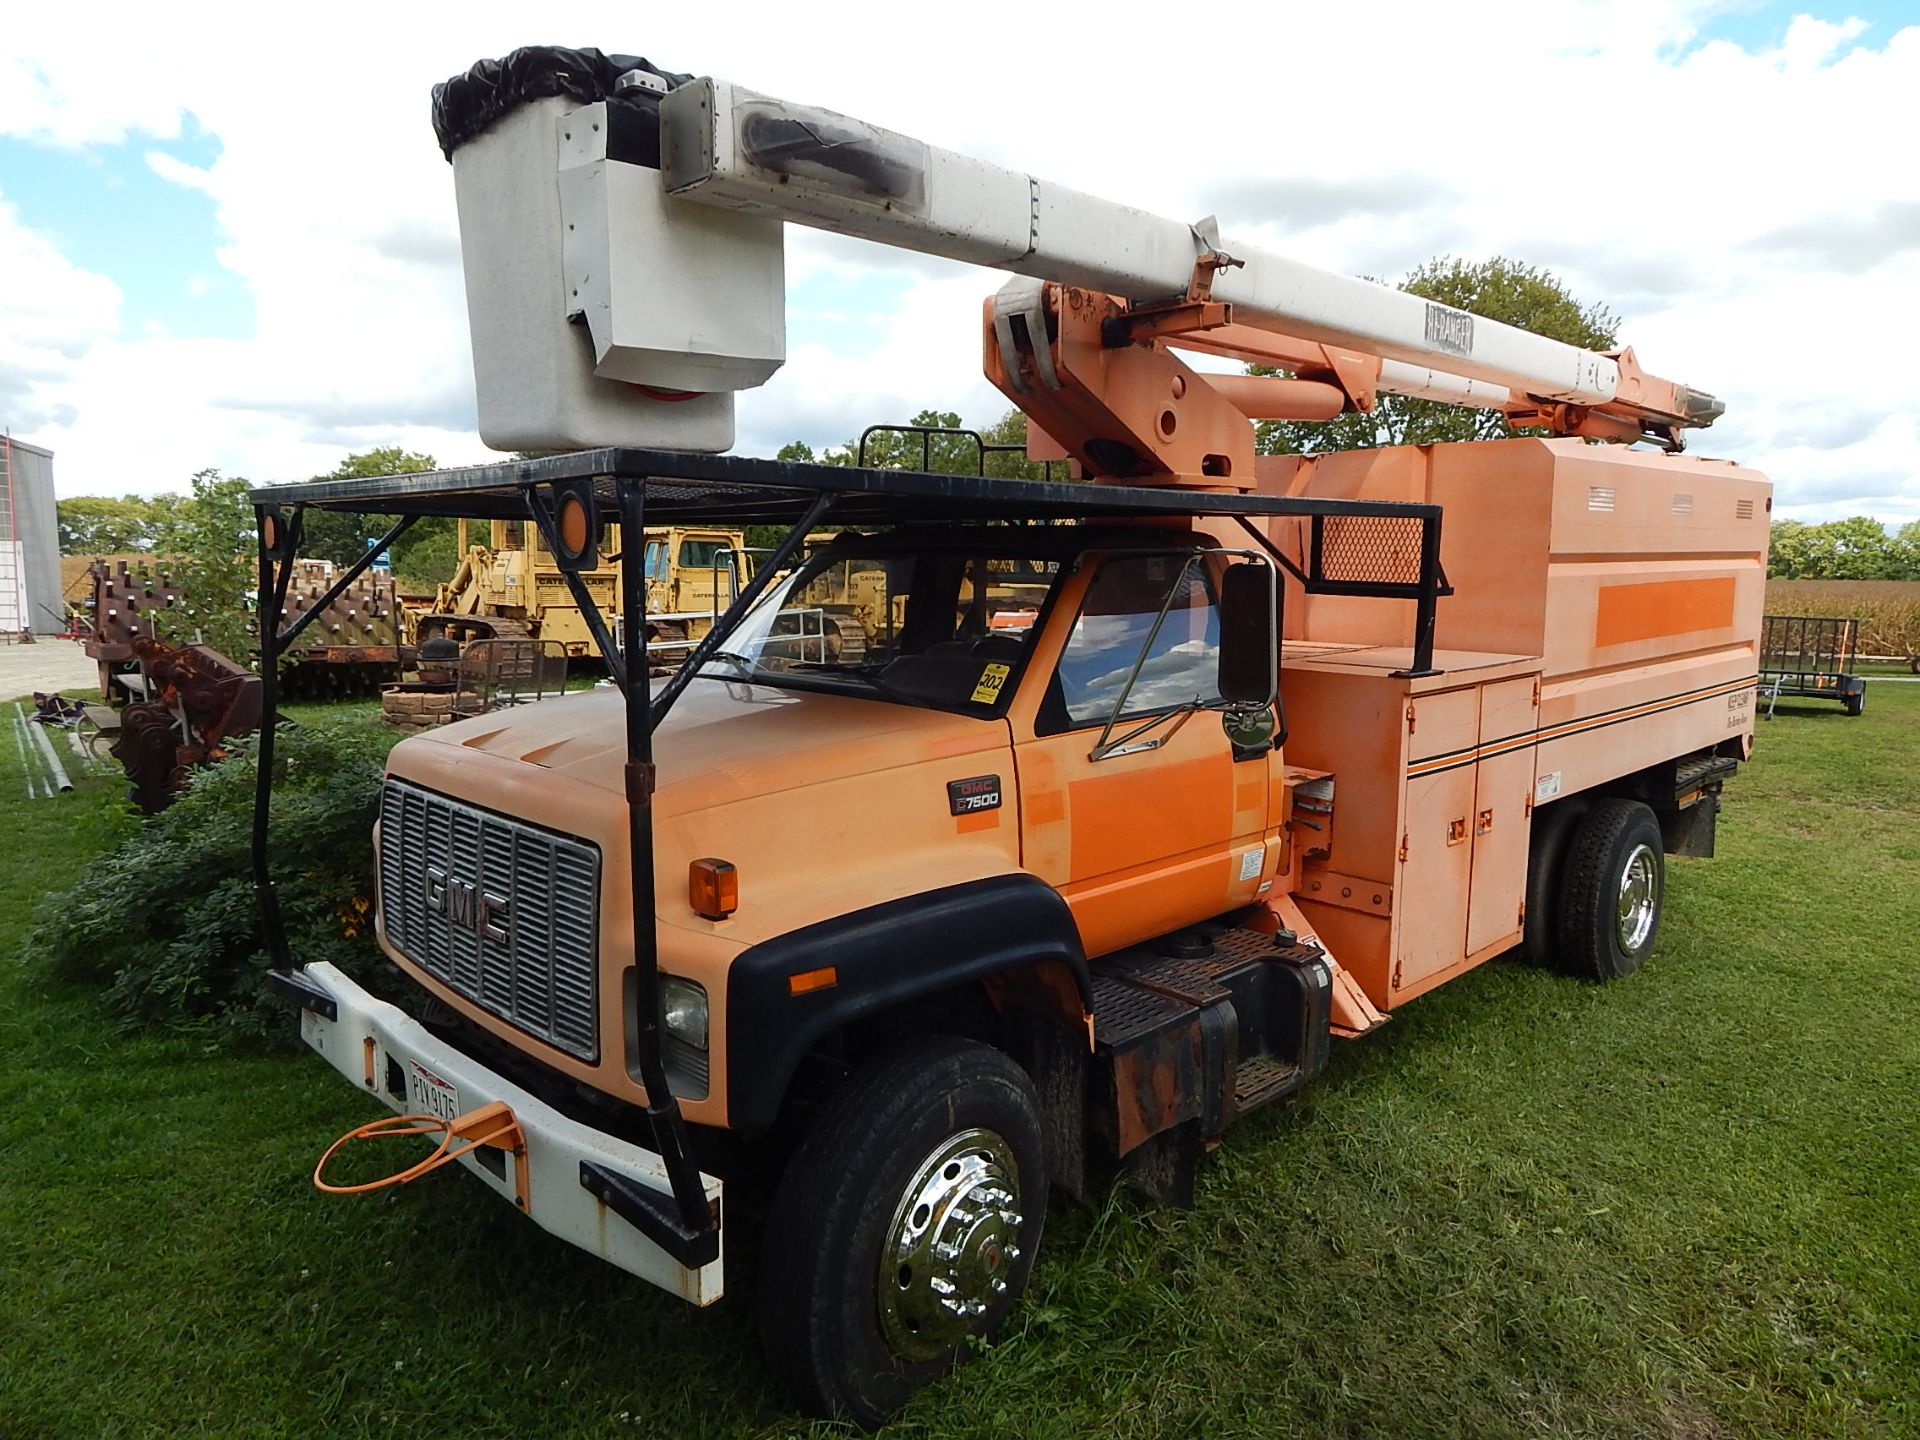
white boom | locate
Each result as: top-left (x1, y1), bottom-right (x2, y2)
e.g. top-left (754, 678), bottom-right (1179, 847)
top-left (442, 61), bottom-right (1720, 453)
top-left (660, 80), bottom-right (1605, 404)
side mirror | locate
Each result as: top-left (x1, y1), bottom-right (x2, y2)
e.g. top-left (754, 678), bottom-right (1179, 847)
top-left (1217, 561), bottom-right (1276, 705)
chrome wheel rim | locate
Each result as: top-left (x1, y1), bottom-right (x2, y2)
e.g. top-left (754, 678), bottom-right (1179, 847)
top-left (1616, 843), bottom-right (1659, 954)
top-left (876, 1127), bottom-right (1023, 1363)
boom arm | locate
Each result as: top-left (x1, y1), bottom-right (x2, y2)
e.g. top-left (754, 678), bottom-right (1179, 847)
top-left (434, 48), bottom-right (1720, 462)
top-left (656, 78), bottom-right (1722, 447)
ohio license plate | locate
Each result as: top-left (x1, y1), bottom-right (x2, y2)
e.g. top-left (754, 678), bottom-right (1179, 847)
top-left (407, 1060), bottom-right (462, 1123)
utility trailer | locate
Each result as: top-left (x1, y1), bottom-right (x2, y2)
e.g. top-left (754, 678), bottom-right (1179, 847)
top-left (252, 45), bottom-right (1770, 1427)
top-left (1758, 613), bottom-right (1867, 716)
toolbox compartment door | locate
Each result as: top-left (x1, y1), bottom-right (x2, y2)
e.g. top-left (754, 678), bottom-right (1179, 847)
top-left (1393, 686), bottom-right (1479, 996)
top-left (1464, 676), bottom-right (1539, 957)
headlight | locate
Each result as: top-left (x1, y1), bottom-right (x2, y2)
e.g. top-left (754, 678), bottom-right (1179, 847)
top-left (661, 977), bottom-right (709, 1051)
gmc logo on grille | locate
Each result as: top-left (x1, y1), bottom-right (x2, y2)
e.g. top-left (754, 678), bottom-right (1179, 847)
top-left (425, 866), bottom-right (510, 945)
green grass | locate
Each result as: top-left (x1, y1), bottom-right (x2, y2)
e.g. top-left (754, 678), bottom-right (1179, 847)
top-left (3, 687), bottom-right (1917, 1438)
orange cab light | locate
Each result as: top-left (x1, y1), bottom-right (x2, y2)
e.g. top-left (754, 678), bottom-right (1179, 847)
top-left (559, 493), bottom-right (591, 556)
top-left (689, 858), bottom-right (738, 920)
top-left (788, 966), bottom-right (838, 996)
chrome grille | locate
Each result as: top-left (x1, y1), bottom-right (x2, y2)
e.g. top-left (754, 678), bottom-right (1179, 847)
top-left (379, 778), bottom-right (601, 1061)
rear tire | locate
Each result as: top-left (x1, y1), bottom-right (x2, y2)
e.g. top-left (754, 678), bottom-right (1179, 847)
top-left (1843, 688), bottom-right (1865, 716)
top-left (755, 1038), bottom-right (1047, 1428)
top-left (1557, 798), bottom-right (1665, 982)
top-left (1521, 799), bottom-right (1584, 969)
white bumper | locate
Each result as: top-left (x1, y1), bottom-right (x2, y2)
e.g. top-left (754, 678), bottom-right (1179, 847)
top-left (292, 961), bottom-right (723, 1306)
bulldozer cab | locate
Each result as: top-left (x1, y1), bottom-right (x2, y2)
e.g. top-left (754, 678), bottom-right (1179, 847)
top-left (643, 528), bottom-right (747, 621)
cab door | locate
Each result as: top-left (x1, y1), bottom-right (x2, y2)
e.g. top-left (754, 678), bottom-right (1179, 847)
top-left (1009, 551), bottom-right (1273, 958)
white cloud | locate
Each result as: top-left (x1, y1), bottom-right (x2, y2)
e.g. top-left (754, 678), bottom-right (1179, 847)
top-left (0, 192), bottom-right (122, 427)
top-left (0, 0), bottom-right (1914, 523)
top-left (143, 149), bottom-right (216, 194)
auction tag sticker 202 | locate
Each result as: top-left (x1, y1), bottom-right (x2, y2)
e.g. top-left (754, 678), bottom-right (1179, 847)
top-left (970, 662), bottom-right (1012, 705)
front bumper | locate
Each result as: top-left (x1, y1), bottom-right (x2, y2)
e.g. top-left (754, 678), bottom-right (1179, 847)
top-left (288, 961), bottom-right (724, 1306)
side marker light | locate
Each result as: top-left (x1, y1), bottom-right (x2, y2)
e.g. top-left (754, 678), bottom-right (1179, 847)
top-left (689, 858), bottom-right (738, 920)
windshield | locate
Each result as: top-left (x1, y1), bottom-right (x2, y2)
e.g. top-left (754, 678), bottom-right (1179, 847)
top-left (693, 537), bottom-right (1062, 713)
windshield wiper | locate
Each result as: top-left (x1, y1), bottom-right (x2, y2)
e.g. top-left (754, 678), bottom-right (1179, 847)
top-left (697, 650), bottom-right (759, 675)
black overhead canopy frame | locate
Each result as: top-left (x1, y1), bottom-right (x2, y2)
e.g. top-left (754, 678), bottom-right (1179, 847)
top-left (249, 446), bottom-right (1448, 1269)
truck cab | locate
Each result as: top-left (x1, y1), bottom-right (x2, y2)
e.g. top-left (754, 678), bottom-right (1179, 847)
top-left (377, 523), bottom-right (1291, 1134)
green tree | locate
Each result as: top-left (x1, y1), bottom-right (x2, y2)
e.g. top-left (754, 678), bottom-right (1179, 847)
top-left (1253, 256), bottom-right (1620, 456)
top-left (1767, 520), bottom-right (1816, 578)
top-left (260, 447), bottom-right (457, 592)
top-left (153, 469), bottom-right (257, 659)
top-left (290, 448), bottom-right (440, 568)
top-left (143, 492), bottom-right (190, 551)
top-left (780, 407), bottom-right (1059, 480)
top-left (1892, 520), bottom-right (1920, 581)
top-left (765, 407), bottom-right (1068, 547)
top-left (1765, 516), bottom-right (1899, 579)
top-left (976, 408), bottom-right (1066, 482)
top-left (835, 409), bottom-right (975, 472)
top-left (56, 495), bottom-right (161, 555)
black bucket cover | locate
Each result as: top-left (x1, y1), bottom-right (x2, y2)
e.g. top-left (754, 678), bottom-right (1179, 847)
top-left (431, 45), bottom-right (692, 161)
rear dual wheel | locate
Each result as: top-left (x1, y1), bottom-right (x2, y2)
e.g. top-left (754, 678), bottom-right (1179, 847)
top-left (1525, 797), bottom-right (1666, 982)
top-left (756, 1038), bottom-right (1047, 1428)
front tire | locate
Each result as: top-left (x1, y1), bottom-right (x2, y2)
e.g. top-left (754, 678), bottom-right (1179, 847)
top-left (1557, 798), bottom-right (1665, 982)
top-left (755, 1038), bottom-right (1047, 1427)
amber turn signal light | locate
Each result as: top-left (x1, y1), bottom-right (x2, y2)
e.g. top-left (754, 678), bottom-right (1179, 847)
top-left (546, 478), bottom-right (600, 570)
top-left (788, 966), bottom-right (837, 996)
top-left (689, 858), bottom-right (738, 920)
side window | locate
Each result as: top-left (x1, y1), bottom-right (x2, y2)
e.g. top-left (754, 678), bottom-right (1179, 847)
top-left (645, 540), bottom-right (670, 581)
top-left (1053, 555), bottom-right (1222, 727)
top-left (678, 538), bottom-right (731, 572)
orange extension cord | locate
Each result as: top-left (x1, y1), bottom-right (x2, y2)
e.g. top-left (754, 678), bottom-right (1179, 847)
top-left (313, 1101), bottom-right (522, 1195)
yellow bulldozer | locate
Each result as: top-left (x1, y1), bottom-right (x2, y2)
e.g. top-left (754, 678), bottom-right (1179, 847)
top-left (423, 519), bottom-right (752, 660)
top-left (768, 537), bottom-right (1051, 665)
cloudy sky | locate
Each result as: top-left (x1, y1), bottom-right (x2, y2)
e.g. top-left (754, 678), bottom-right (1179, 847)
top-left (2, 1), bottom-right (1915, 523)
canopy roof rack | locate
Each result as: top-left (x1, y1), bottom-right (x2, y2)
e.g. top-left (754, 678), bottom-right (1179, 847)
top-left (251, 447), bottom-right (1432, 528)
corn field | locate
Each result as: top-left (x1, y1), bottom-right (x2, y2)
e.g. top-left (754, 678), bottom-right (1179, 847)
top-left (1766, 580), bottom-right (1920, 658)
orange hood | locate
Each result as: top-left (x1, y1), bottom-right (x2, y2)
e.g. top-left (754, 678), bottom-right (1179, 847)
top-left (404, 680), bottom-right (1008, 817)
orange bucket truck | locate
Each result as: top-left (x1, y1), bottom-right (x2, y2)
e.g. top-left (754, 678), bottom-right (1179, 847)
top-left (251, 46), bottom-right (1766, 1425)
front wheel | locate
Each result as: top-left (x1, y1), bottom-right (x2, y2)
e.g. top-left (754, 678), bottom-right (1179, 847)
top-left (1557, 798), bottom-right (1666, 982)
top-left (755, 1038), bottom-right (1048, 1428)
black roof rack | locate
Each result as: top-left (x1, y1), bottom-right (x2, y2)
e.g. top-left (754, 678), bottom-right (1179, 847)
top-left (250, 447), bottom-right (1430, 527)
